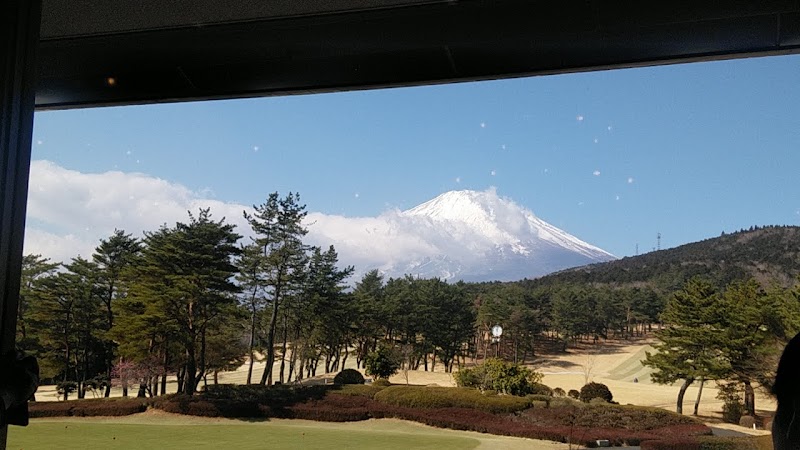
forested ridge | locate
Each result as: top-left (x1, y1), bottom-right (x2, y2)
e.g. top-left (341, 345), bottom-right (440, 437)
top-left (524, 225), bottom-right (800, 291)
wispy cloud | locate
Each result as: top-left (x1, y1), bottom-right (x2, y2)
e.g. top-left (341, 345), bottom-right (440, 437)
top-left (627, 177), bottom-right (635, 184)
top-left (576, 115), bottom-right (584, 122)
top-left (593, 170), bottom-right (601, 176)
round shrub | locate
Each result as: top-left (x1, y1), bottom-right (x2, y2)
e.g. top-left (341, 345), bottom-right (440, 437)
top-left (568, 389), bottom-right (581, 399)
top-left (738, 415), bottom-right (756, 429)
top-left (372, 378), bottom-right (391, 387)
top-left (529, 383), bottom-right (554, 396)
top-left (553, 387), bottom-right (566, 397)
top-left (579, 382), bottom-right (613, 403)
top-left (333, 369), bottom-right (365, 385)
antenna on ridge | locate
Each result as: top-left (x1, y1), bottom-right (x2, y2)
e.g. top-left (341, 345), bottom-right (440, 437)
top-left (657, 232), bottom-right (661, 251)
top-left (635, 243), bottom-right (639, 256)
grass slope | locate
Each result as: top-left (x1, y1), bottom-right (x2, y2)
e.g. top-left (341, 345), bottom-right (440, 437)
top-left (8, 419), bottom-right (481, 450)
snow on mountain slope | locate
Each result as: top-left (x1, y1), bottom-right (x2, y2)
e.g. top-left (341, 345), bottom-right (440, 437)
top-left (304, 188), bottom-right (615, 282)
top-left (404, 189), bottom-right (612, 260)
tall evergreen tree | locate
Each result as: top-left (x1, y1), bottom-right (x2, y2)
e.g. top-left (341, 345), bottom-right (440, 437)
top-left (244, 192), bottom-right (309, 385)
top-left (352, 270), bottom-right (385, 368)
top-left (644, 278), bottom-right (728, 414)
top-left (17, 254), bottom-right (58, 353)
top-left (122, 209), bottom-right (241, 395)
top-left (92, 229), bottom-right (141, 396)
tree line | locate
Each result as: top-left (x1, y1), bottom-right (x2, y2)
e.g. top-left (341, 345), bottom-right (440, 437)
top-left (20, 191), bottom-right (793, 407)
top-left (16, 193), bottom-right (480, 399)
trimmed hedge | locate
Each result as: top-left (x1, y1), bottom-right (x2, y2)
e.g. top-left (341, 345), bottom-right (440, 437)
top-left (373, 385), bottom-right (533, 414)
top-left (288, 393), bottom-right (710, 447)
top-left (333, 384), bottom-right (388, 399)
top-left (26, 383), bottom-right (719, 448)
top-left (641, 436), bottom-right (774, 450)
top-left (519, 403), bottom-right (702, 431)
top-left (29, 397), bottom-right (150, 418)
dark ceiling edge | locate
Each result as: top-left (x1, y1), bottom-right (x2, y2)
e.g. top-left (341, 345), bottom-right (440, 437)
top-left (33, 1), bottom-right (800, 111)
top-left (39, 0), bottom-right (447, 41)
top-left (35, 48), bottom-right (800, 112)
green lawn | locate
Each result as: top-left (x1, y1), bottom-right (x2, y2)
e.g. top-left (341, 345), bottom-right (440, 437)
top-left (7, 419), bottom-right (481, 450)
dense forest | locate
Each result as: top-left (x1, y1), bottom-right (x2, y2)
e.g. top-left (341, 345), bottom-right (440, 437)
top-left (524, 225), bottom-right (800, 290)
top-left (15, 194), bottom-right (800, 404)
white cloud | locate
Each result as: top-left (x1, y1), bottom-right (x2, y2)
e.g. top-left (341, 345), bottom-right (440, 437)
top-left (501, 144), bottom-right (506, 150)
top-left (36, 140), bottom-right (43, 145)
top-left (627, 177), bottom-right (635, 184)
top-left (354, 192), bottom-right (360, 199)
top-left (24, 163), bottom-right (612, 281)
top-left (480, 122), bottom-right (486, 128)
top-left (253, 146), bottom-right (259, 152)
top-left (607, 126), bottom-right (613, 131)
top-left (490, 170), bottom-right (496, 176)
top-left (455, 176), bottom-right (461, 183)
top-left (593, 170), bottom-right (601, 176)
top-left (576, 115), bottom-right (584, 122)
top-left (25, 160), bottom-right (253, 262)
top-left (593, 138), bottom-right (599, 144)
top-left (126, 150), bottom-right (132, 155)
top-left (615, 195), bottom-right (620, 201)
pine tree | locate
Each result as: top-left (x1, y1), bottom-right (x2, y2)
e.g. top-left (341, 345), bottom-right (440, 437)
top-left (121, 209), bottom-right (241, 395)
top-left (352, 270), bottom-right (385, 368)
top-left (92, 229), bottom-right (141, 396)
top-left (17, 254), bottom-right (58, 353)
top-left (717, 279), bottom-right (795, 416)
top-left (643, 278), bottom-right (729, 414)
top-left (244, 192), bottom-right (309, 386)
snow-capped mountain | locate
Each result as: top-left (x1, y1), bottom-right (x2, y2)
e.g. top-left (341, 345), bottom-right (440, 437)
top-left (306, 189), bottom-right (614, 283)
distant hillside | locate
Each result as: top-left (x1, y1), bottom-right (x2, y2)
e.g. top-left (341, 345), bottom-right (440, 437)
top-left (524, 225), bottom-right (800, 291)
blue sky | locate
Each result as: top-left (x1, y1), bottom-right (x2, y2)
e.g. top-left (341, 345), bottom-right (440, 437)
top-left (29, 54), bottom-right (800, 260)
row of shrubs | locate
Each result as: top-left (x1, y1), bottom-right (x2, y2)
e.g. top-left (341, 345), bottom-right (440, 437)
top-left (373, 385), bottom-right (536, 414)
top-left (294, 390), bottom-right (712, 447)
top-left (29, 397), bottom-right (151, 418)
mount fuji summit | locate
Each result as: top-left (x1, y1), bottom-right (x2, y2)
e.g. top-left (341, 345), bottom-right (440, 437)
top-left (310, 189), bottom-right (615, 283)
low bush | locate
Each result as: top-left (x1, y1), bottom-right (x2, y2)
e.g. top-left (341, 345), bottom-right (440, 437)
top-left (29, 397), bottom-right (150, 418)
top-left (201, 384), bottom-right (327, 406)
top-left (454, 359), bottom-right (543, 396)
top-left (529, 383), bottom-right (554, 396)
top-left (28, 401), bottom-right (75, 418)
top-left (371, 378), bottom-right (391, 387)
top-left (519, 403), bottom-right (704, 432)
top-left (580, 382), bottom-right (613, 403)
top-left (373, 385), bottom-right (533, 414)
top-left (333, 369), bottom-right (365, 385)
top-left (641, 436), bottom-right (774, 450)
top-left (553, 387), bottom-right (566, 397)
top-left (550, 396), bottom-right (581, 408)
top-left (641, 439), bottom-right (703, 450)
top-left (333, 384), bottom-right (387, 399)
